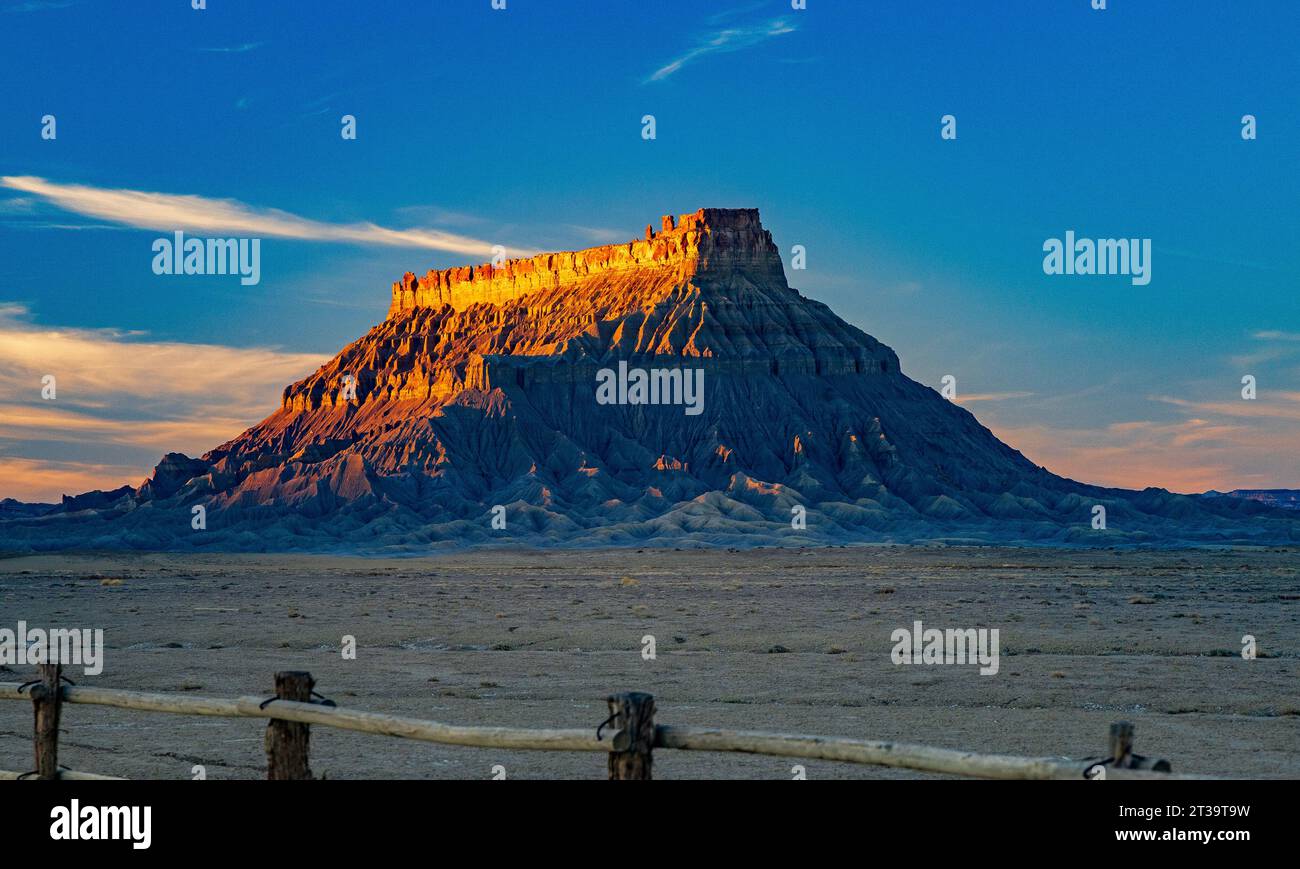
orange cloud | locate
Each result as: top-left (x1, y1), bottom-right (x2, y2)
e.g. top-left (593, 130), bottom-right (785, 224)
top-left (0, 457), bottom-right (145, 504)
top-left (991, 415), bottom-right (1297, 493)
top-left (0, 305), bottom-right (328, 501)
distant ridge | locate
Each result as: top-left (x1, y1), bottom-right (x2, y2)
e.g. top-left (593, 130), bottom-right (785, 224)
top-left (1200, 489), bottom-right (1300, 511)
top-left (1, 208), bottom-right (1296, 552)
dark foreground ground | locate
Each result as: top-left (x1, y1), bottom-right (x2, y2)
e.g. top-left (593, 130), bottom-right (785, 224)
top-left (0, 546), bottom-right (1296, 779)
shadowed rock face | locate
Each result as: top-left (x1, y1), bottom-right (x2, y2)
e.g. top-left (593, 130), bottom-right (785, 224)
top-left (2, 208), bottom-right (1296, 552)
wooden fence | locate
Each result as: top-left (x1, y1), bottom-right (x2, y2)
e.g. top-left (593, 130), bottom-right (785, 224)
top-left (0, 664), bottom-right (1210, 780)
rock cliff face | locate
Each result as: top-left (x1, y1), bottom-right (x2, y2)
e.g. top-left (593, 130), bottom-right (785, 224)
top-left (284, 208), bottom-right (887, 415)
top-left (387, 208), bottom-right (783, 316)
top-left (1, 208), bottom-right (1295, 551)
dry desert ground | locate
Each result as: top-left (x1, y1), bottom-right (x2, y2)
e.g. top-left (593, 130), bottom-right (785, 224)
top-left (0, 546), bottom-right (1296, 779)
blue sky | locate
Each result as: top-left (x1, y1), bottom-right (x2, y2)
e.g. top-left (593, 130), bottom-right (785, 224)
top-left (1, 0), bottom-right (1298, 500)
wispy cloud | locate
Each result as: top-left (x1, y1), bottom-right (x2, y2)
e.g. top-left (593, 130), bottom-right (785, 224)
top-left (705, 1), bottom-right (769, 25)
top-left (5, 220), bottom-right (127, 232)
top-left (646, 16), bottom-right (797, 82)
top-left (198, 42), bottom-right (264, 53)
top-left (0, 196), bottom-right (35, 214)
top-left (4, 0), bottom-right (75, 12)
top-left (1152, 393), bottom-right (1300, 422)
top-left (953, 391), bottom-right (1034, 404)
top-left (1156, 246), bottom-right (1275, 272)
top-left (562, 224), bottom-right (629, 244)
top-left (393, 204), bottom-right (492, 228)
top-left (0, 304), bottom-right (328, 501)
top-left (1223, 328), bottom-right (1300, 369)
top-left (1, 176), bottom-right (522, 257)
top-left (984, 388), bottom-right (1300, 492)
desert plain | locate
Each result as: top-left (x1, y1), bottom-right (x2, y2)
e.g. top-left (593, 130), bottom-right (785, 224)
top-left (0, 545), bottom-right (1296, 779)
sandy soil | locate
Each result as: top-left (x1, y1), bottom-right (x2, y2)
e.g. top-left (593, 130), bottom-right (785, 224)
top-left (0, 546), bottom-right (1296, 779)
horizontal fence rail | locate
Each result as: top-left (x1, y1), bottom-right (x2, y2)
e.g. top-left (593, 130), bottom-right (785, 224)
top-left (0, 682), bottom-right (606, 752)
top-left (0, 768), bottom-right (125, 780)
top-left (0, 667), bottom-right (1215, 780)
top-left (651, 726), bottom-right (1198, 780)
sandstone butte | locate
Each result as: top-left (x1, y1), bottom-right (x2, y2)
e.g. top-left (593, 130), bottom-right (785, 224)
top-left (3, 208), bottom-right (1295, 551)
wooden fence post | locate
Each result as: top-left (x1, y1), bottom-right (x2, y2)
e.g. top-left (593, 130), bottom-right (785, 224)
top-left (1103, 720), bottom-right (1171, 773)
top-left (606, 691), bottom-right (654, 780)
top-left (1109, 721), bottom-right (1134, 768)
top-left (30, 663), bottom-right (62, 780)
top-left (266, 671), bottom-right (314, 780)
